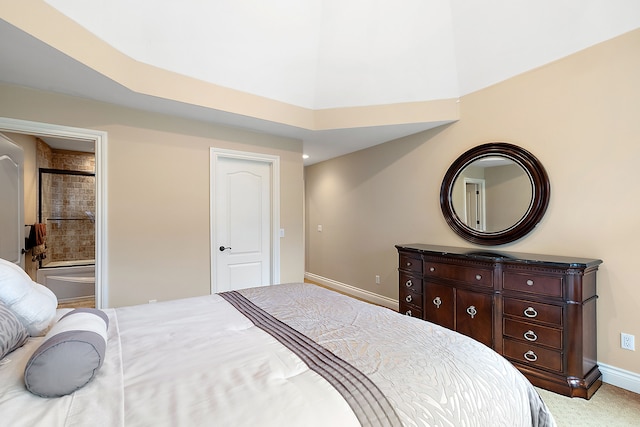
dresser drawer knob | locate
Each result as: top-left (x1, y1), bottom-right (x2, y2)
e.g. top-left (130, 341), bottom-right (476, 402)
top-left (475, 274), bottom-right (482, 280)
top-left (524, 330), bottom-right (538, 342)
top-left (526, 279), bottom-right (534, 286)
top-left (405, 295), bottom-right (413, 303)
top-left (466, 305), bottom-right (477, 319)
top-left (429, 267), bottom-right (435, 272)
top-left (405, 310), bottom-right (413, 317)
top-left (405, 280), bottom-right (413, 288)
top-left (406, 261), bottom-right (412, 267)
top-left (433, 296), bottom-right (442, 308)
top-left (524, 350), bottom-right (538, 362)
top-left (524, 307), bottom-right (538, 318)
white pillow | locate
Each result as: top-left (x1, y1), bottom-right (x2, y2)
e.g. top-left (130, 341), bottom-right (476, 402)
top-left (0, 257), bottom-right (57, 336)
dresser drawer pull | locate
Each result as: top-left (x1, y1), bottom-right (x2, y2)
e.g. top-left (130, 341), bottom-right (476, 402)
top-left (429, 267), bottom-right (435, 272)
top-left (405, 310), bottom-right (413, 317)
top-left (526, 279), bottom-right (534, 286)
top-left (524, 330), bottom-right (538, 342)
top-left (405, 295), bottom-right (413, 303)
top-left (524, 350), bottom-right (538, 362)
top-left (466, 305), bottom-right (477, 319)
top-left (433, 297), bottom-right (442, 308)
top-left (475, 274), bottom-right (482, 280)
top-left (406, 261), bottom-right (412, 267)
top-left (524, 307), bottom-right (538, 318)
top-left (405, 280), bottom-right (413, 288)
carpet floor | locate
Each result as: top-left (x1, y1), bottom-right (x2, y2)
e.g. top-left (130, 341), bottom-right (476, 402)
top-left (537, 383), bottom-right (640, 426)
top-left (57, 296), bottom-right (95, 309)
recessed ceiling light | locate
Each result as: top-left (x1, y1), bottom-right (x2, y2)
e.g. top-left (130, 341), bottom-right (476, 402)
top-left (302, 154), bottom-right (309, 159)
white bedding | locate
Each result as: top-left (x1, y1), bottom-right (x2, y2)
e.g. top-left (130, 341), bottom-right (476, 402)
top-left (1, 283), bottom-right (555, 426)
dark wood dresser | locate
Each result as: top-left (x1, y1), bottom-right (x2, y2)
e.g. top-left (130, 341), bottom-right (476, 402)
top-left (396, 243), bottom-right (602, 399)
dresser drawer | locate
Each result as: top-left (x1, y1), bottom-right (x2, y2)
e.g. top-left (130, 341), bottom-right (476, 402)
top-left (503, 339), bottom-right (563, 373)
top-left (399, 285), bottom-right (423, 309)
top-left (399, 304), bottom-right (423, 319)
top-left (399, 252), bottom-right (422, 274)
top-left (423, 261), bottom-right (493, 288)
top-left (503, 318), bottom-right (563, 349)
top-left (399, 273), bottom-right (423, 294)
top-left (503, 271), bottom-right (563, 298)
top-left (503, 298), bottom-right (563, 326)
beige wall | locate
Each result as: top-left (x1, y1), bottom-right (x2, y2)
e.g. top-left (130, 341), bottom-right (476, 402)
top-left (0, 84), bottom-right (305, 307)
top-left (305, 29), bottom-right (640, 374)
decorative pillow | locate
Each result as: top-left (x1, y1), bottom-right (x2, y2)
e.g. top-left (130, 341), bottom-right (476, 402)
top-left (0, 257), bottom-right (57, 336)
top-left (24, 308), bottom-right (109, 398)
top-left (0, 300), bottom-right (29, 360)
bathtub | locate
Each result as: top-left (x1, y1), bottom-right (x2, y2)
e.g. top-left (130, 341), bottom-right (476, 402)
top-left (36, 260), bottom-right (95, 302)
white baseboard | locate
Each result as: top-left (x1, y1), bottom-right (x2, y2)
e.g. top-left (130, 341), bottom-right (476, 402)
top-left (304, 273), bottom-right (640, 395)
top-left (304, 273), bottom-right (399, 311)
top-left (600, 363), bottom-right (640, 394)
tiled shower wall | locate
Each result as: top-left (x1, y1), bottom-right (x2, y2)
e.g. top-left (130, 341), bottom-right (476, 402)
top-left (37, 139), bottom-right (95, 265)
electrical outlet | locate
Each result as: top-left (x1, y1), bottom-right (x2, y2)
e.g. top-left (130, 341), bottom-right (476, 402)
top-left (375, 275), bottom-right (380, 285)
top-left (621, 333), bottom-right (635, 351)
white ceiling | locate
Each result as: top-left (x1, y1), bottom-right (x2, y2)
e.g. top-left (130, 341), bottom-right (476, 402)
top-left (1, 1), bottom-right (639, 162)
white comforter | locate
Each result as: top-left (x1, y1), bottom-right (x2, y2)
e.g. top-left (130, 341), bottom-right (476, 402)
top-left (1, 283), bottom-right (555, 426)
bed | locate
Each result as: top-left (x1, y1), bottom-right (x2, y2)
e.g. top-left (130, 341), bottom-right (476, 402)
top-left (1, 279), bottom-right (555, 426)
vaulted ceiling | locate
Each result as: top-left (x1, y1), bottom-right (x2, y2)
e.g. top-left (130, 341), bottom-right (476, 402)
top-left (1, 1), bottom-right (639, 163)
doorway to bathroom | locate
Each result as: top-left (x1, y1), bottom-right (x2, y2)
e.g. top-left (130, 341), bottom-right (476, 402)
top-left (0, 117), bottom-right (108, 308)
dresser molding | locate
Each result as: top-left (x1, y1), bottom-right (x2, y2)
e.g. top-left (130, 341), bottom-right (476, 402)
top-left (396, 243), bottom-right (603, 399)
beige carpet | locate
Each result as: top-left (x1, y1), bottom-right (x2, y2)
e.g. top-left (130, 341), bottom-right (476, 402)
top-left (537, 384), bottom-right (640, 426)
top-left (57, 296), bottom-right (95, 309)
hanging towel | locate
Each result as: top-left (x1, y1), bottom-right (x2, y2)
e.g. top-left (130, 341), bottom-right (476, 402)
top-left (35, 223), bottom-right (46, 246)
top-left (32, 223), bottom-right (47, 262)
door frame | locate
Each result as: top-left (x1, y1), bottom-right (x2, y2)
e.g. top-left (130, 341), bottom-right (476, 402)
top-left (0, 133), bottom-right (24, 267)
top-left (0, 117), bottom-right (109, 308)
top-left (463, 177), bottom-right (486, 231)
top-left (209, 148), bottom-right (280, 293)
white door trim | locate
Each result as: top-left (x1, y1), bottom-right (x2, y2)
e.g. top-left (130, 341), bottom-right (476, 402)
top-left (463, 177), bottom-right (486, 232)
top-left (0, 133), bottom-right (24, 267)
top-left (0, 117), bottom-right (109, 308)
top-left (209, 148), bottom-right (280, 294)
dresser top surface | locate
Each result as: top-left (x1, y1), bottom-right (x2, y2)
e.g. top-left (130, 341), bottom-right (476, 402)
top-left (396, 244), bottom-right (603, 269)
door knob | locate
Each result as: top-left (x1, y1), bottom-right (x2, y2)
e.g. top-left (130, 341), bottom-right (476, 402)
top-left (219, 246), bottom-right (231, 252)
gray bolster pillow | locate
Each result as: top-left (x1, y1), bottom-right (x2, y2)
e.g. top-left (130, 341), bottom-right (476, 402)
top-left (24, 308), bottom-right (109, 398)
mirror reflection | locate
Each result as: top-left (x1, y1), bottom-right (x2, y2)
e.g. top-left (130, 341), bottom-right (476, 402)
top-left (440, 142), bottom-right (550, 245)
top-left (451, 156), bottom-right (532, 233)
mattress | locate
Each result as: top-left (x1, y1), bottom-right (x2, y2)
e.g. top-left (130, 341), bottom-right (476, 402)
top-left (0, 282), bottom-right (555, 426)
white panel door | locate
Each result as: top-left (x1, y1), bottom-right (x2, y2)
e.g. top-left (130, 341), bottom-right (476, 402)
top-left (213, 154), bottom-right (273, 292)
top-left (0, 134), bottom-right (24, 266)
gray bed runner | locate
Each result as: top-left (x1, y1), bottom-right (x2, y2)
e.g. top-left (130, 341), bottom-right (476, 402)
top-left (220, 291), bottom-right (402, 427)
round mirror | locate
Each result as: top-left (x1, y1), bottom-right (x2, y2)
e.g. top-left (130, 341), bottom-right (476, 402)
top-left (440, 143), bottom-right (550, 245)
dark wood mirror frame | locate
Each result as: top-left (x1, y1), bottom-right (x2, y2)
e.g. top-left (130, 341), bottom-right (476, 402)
top-left (440, 142), bottom-right (551, 246)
